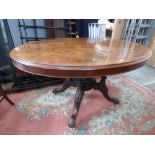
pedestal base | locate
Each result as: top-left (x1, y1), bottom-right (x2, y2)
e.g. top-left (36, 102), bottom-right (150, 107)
top-left (53, 76), bottom-right (119, 128)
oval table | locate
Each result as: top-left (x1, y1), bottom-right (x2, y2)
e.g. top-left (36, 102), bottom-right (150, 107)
top-left (10, 38), bottom-right (152, 128)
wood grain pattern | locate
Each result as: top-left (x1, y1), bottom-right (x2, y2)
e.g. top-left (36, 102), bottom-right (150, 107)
top-left (10, 38), bottom-right (152, 78)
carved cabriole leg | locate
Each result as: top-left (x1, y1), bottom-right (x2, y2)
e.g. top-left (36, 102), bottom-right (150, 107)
top-left (68, 85), bottom-right (85, 128)
top-left (53, 79), bottom-right (72, 94)
top-left (95, 76), bottom-right (119, 105)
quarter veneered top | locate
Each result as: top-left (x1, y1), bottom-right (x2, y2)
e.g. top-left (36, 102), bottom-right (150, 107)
top-left (10, 38), bottom-right (152, 78)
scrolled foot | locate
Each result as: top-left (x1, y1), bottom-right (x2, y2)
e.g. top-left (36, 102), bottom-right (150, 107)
top-left (53, 88), bottom-right (61, 94)
top-left (68, 117), bottom-right (76, 128)
top-left (109, 97), bottom-right (119, 105)
top-left (96, 76), bottom-right (119, 106)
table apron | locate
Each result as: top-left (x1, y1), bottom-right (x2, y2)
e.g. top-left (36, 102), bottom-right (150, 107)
top-left (12, 59), bottom-right (147, 78)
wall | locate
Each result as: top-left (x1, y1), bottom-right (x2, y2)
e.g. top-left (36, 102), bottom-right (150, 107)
top-left (7, 19), bottom-right (46, 47)
top-left (148, 30), bottom-right (155, 67)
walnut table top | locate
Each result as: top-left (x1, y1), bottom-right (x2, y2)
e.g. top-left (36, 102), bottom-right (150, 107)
top-left (10, 38), bottom-right (151, 78)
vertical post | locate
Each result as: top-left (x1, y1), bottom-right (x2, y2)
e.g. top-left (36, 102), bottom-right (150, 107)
top-left (18, 19), bottom-right (23, 44)
top-left (33, 19), bottom-right (38, 40)
top-left (22, 19), bottom-right (28, 42)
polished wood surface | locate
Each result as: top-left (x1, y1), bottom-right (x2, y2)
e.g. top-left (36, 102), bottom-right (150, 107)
top-left (10, 38), bottom-right (152, 78)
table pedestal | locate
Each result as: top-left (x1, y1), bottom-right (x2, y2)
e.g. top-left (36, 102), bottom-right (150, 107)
top-left (53, 76), bottom-right (119, 128)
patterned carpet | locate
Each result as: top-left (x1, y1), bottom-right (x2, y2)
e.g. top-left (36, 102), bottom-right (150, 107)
top-left (0, 75), bottom-right (155, 134)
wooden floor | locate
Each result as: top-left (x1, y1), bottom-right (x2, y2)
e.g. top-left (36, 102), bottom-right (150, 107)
top-left (122, 65), bottom-right (155, 92)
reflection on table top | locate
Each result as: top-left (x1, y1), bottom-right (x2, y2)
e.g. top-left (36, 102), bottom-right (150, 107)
top-left (10, 38), bottom-right (151, 70)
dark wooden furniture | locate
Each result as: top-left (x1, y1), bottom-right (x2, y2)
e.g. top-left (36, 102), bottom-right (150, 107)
top-left (0, 65), bottom-right (14, 105)
top-left (10, 38), bottom-right (152, 128)
top-left (0, 84), bottom-right (14, 105)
